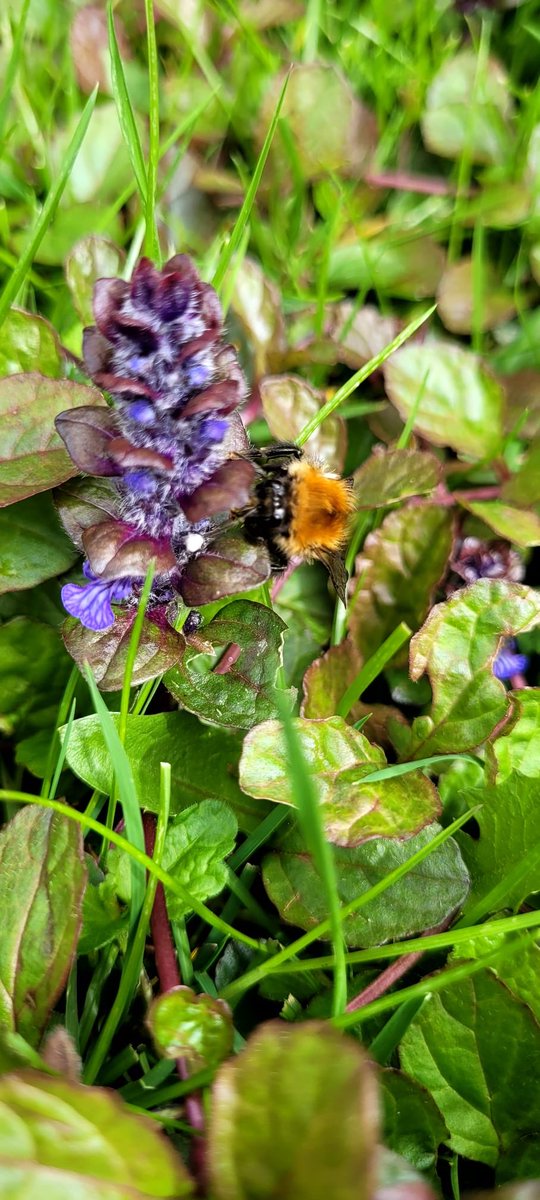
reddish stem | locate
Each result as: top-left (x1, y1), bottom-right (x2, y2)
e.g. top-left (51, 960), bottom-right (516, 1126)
top-left (365, 168), bottom-right (456, 197)
top-left (213, 642), bottom-right (241, 674)
top-left (345, 919), bottom-right (452, 1014)
top-left (143, 814), bottom-right (207, 1189)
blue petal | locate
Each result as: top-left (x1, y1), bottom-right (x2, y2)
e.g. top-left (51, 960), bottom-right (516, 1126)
top-left (493, 648), bottom-right (529, 681)
top-left (62, 577), bottom-right (134, 632)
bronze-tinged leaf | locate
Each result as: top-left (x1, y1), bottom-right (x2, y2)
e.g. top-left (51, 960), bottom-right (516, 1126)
top-left (55, 476), bottom-right (120, 551)
top-left (353, 448), bottom-right (441, 509)
top-left (259, 374), bottom-right (346, 472)
top-left (83, 520), bottom-right (176, 579)
top-left (179, 532), bottom-right (271, 607)
top-left (0, 375), bottom-right (106, 507)
top-left (63, 610), bottom-right (187, 690)
top-left (0, 807), bottom-right (86, 1047)
top-left (180, 459), bottom-right (256, 522)
top-left (55, 405), bottom-right (122, 475)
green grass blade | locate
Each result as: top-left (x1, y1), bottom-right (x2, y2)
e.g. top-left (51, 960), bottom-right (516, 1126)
top-left (119, 563), bottom-right (155, 746)
top-left (334, 929), bottom-right (538, 1030)
top-left (275, 694), bottom-right (347, 1017)
top-left (212, 70), bottom-right (290, 293)
top-left (107, 2), bottom-right (147, 205)
top-left (0, 0), bottom-right (31, 146)
top-left (84, 762), bottom-right (171, 1084)
top-left (358, 753), bottom-right (482, 785)
top-left (336, 622), bottom-right (411, 718)
top-left (84, 665), bottom-right (146, 927)
top-left (295, 303), bottom-right (437, 447)
top-left (369, 997), bottom-right (429, 1065)
top-left (220, 806), bottom-right (478, 1001)
top-left (144, 0), bottom-right (161, 262)
top-left (1, 789), bottom-right (262, 953)
top-left (0, 85), bottom-right (98, 327)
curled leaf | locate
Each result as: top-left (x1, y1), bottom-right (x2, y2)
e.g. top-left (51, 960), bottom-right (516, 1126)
top-left (179, 532), bottom-right (271, 606)
top-left (148, 986), bottom-right (233, 1070)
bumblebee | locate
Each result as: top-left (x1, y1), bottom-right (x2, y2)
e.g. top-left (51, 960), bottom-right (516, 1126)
top-left (240, 444), bottom-right (355, 604)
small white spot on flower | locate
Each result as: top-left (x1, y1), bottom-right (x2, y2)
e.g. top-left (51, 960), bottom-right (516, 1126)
top-left (186, 533), bottom-right (204, 552)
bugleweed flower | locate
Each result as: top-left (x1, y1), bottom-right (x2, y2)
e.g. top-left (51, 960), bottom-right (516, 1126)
top-left (56, 255), bottom-right (261, 631)
top-left (448, 535), bottom-right (528, 682)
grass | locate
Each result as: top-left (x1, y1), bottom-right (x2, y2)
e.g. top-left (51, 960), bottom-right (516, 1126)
top-left (1, 0), bottom-right (540, 1194)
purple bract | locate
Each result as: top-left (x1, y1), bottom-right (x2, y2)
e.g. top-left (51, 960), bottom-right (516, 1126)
top-left (56, 255), bottom-right (260, 630)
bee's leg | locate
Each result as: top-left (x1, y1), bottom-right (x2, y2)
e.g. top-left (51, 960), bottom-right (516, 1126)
top-left (246, 442), bottom-right (302, 464)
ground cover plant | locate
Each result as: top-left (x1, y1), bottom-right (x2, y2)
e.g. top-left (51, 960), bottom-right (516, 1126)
top-left (1, 0), bottom-right (540, 1196)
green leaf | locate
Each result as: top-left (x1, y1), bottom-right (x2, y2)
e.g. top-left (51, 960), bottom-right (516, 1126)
top-left (488, 689), bottom-right (540, 782)
top-left (62, 711), bottom-right (268, 832)
top-left (148, 986), bottom-right (233, 1070)
top-left (353, 448), bottom-right (441, 509)
top-left (458, 775), bottom-right (540, 912)
top-left (421, 50), bottom-right (514, 165)
top-left (348, 507), bottom-right (453, 666)
top-left (0, 1068), bottom-right (194, 1196)
top-left (437, 259), bottom-right (516, 334)
top-left (240, 716), bottom-right (440, 847)
top-left (65, 235), bottom-right (125, 325)
top-left (399, 971), bottom-right (540, 1168)
top-left (64, 611), bottom-right (186, 691)
top-left (230, 257), bottom-right (286, 377)
top-left (502, 439), bottom-right (540, 507)
top-left (383, 342), bottom-right (504, 460)
top-left (0, 375), bottom-right (105, 506)
top-left (380, 1069), bottom-right (448, 1172)
top-left (79, 859), bottom-right (127, 956)
top-left (455, 496), bottom-right (540, 548)
top-left (259, 374), bottom-right (346, 472)
top-left (262, 824), bottom-right (469, 948)
top-left (0, 617), bottom-right (72, 736)
top-left (209, 1021), bottom-right (379, 1200)
top-left (329, 237), bottom-right (445, 301)
top-left (375, 1148), bottom-right (437, 1200)
top-left (0, 310), bottom-right (62, 377)
top-left (392, 581), bottom-right (540, 760)
top-left (161, 800), bottom-right (238, 920)
top-left (258, 64), bottom-right (376, 182)
top-left (0, 494), bottom-right (78, 594)
top-left (165, 600), bottom-right (291, 732)
top-left (302, 638), bottom-right (401, 745)
top-left (0, 807), bottom-right (86, 1047)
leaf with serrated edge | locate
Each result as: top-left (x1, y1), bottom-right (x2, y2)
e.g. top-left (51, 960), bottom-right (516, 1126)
top-left (63, 612), bottom-right (186, 690)
top-left (161, 800), bottom-right (238, 919)
top-left (240, 716), bottom-right (440, 847)
top-left (0, 808), bottom-right (86, 1046)
top-left (209, 1021), bottom-right (378, 1200)
top-left (354, 448), bottom-right (441, 509)
top-left (392, 581), bottom-right (540, 760)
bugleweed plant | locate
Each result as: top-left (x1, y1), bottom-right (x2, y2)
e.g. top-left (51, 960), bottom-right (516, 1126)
top-left (1, 1), bottom-right (540, 1197)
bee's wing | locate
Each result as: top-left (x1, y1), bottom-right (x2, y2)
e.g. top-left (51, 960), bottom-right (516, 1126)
top-left (316, 549), bottom-right (349, 606)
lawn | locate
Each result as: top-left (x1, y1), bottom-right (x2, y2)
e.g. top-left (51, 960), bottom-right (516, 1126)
top-left (0, 0), bottom-right (540, 1197)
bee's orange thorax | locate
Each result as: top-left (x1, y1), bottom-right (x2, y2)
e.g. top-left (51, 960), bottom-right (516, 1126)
top-left (284, 463), bottom-right (355, 557)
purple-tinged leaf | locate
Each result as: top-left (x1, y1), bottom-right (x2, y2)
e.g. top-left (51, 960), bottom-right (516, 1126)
top-left (0, 1068), bottom-right (194, 1195)
top-left (0, 807), bottom-right (86, 1046)
top-left (83, 519), bottom-right (176, 579)
top-left (63, 610), bottom-right (186, 690)
top-left (165, 599), bottom-right (291, 731)
top-left (179, 458), bottom-right (256, 522)
top-left (209, 1021), bottom-right (379, 1200)
top-left (392, 580), bottom-right (540, 760)
top-left (148, 986), bottom-right (233, 1070)
top-left (240, 716), bottom-right (440, 847)
top-left (0, 374), bottom-right (105, 506)
top-left (179, 532), bottom-right (271, 607)
top-left (55, 405), bottom-right (122, 475)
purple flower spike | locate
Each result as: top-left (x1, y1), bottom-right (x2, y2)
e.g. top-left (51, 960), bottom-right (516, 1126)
top-left (55, 253), bottom-right (258, 633)
top-left (62, 569), bottom-right (134, 632)
top-left (493, 641), bottom-right (529, 682)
